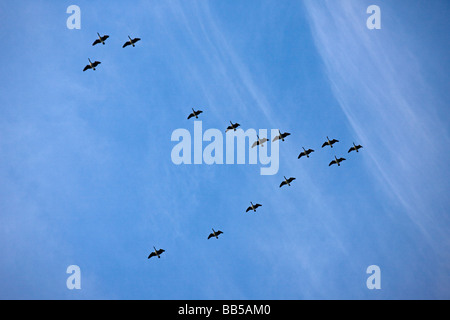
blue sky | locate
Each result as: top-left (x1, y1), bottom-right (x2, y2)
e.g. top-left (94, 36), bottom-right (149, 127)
top-left (0, 0), bottom-right (449, 299)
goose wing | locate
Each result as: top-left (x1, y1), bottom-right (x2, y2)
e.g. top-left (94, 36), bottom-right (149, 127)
top-left (92, 39), bottom-right (101, 46)
top-left (101, 35), bottom-right (109, 41)
top-left (157, 249), bottom-right (165, 255)
top-left (280, 181), bottom-right (287, 188)
top-left (282, 132), bottom-right (291, 138)
top-left (122, 41), bottom-right (131, 48)
top-left (133, 38), bottom-right (141, 43)
top-left (208, 233), bottom-right (214, 239)
top-left (246, 206), bottom-right (252, 212)
top-left (187, 113), bottom-right (195, 119)
top-left (251, 141), bottom-right (258, 148)
top-left (272, 135), bottom-right (281, 142)
top-left (298, 152), bottom-right (305, 159)
top-left (83, 65), bottom-right (91, 71)
top-left (254, 204), bottom-right (262, 208)
top-left (322, 142), bottom-right (328, 148)
top-left (92, 61), bottom-right (101, 67)
top-left (329, 160), bottom-right (337, 166)
top-left (348, 147), bottom-right (355, 153)
top-left (148, 252), bottom-right (156, 259)
top-left (287, 177), bottom-right (296, 183)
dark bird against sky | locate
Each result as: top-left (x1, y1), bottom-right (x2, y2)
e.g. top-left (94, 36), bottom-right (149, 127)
top-left (123, 35), bottom-right (141, 48)
top-left (92, 32), bottom-right (109, 46)
top-left (83, 58), bottom-right (101, 71)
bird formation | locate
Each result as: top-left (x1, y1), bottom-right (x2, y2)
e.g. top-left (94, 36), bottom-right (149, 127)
top-left (80, 31), bottom-right (364, 261)
top-left (149, 109), bottom-right (365, 260)
top-left (83, 33), bottom-right (141, 72)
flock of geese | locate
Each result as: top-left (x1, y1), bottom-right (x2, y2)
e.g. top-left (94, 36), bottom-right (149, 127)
top-left (82, 33), bottom-right (141, 72)
top-left (82, 32), bottom-right (363, 260)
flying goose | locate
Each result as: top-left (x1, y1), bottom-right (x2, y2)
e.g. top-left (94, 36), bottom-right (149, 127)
top-left (246, 202), bottom-right (262, 213)
top-left (226, 121), bottom-right (240, 132)
top-left (122, 35), bottom-right (141, 48)
top-left (148, 246), bottom-right (165, 259)
top-left (273, 130), bottom-right (291, 142)
top-left (92, 32), bottom-right (109, 46)
top-left (208, 228), bottom-right (223, 240)
top-left (348, 142), bottom-right (363, 153)
top-left (322, 136), bottom-right (339, 148)
top-left (329, 156), bottom-right (346, 167)
top-left (251, 135), bottom-right (269, 148)
top-left (83, 58), bottom-right (101, 71)
top-left (298, 147), bottom-right (314, 159)
top-left (187, 108), bottom-right (203, 120)
top-left (280, 176), bottom-right (296, 188)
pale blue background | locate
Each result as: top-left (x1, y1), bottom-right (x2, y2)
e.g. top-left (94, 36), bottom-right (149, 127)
top-left (0, 0), bottom-right (449, 299)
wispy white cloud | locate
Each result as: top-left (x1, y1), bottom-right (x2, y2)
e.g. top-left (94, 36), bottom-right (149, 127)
top-left (303, 0), bottom-right (450, 253)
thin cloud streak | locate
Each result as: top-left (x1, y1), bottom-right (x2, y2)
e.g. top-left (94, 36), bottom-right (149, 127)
top-left (303, 0), bottom-right (450, 250)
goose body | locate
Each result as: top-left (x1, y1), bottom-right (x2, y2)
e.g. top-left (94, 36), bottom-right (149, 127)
top-left (329, 156), bottom-right (346, 167)
top-left (251, 135), bottom-right (269, 148)
top-left (273, 130), bottom-right (291, 142)
top-left (226, 121), bottom-right (240, 132)
top-left (298, 147), bottom-right (314, 159)
top-left (208, 228), bottom-right (223, 240)
top-left (322, 136), bottom-right (339, 148)
top-left (187, 108), bottom-right (203, 120)
top-left (348, 142), bottom-right (363, 153)
top-left (83, 58), bottom-right (101, 71)
top-left (123, 35), bottom-right (141, 48)
top-left (280, 176), bottom-right (296, 188)
top-left (148, 246), bottom-right (165, 259)
top-left (92, 33), bottom-right (109, 46)
top-left (246, 202), bottom-right (262, 213)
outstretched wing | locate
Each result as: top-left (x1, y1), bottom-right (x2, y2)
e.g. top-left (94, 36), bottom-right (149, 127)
top-left (322, 142), bottom-right (328, 148)
top-left (83, 65), bottom-right (91, 71)
top-left (123, 41), bottom-right (130, 48)
top-left (148, 252), bottom-right (156, 259)
top-left (157, 249), bottom-right (165, 255)
top-left (329, 160), bottom-right (336, 166)
top-left (101, 35), bottom-right (109, 41)
top-left (298, 152), bottom-right (305, 159)
top-left (208, 233), bottom-right (214, 239)
top-left (246, 206), bottom-right (252, 212)
top-left (348, 147), bottom-right (355, 153)
top-left (272, 135), bottom-right (281, 142)
top-left (92, 39), bottom-right (101, 46)
top-left (133, 38), bottom-right (141, 43)
top-left (187, 113), bottom-right (194, 119)
top-left (251, 141), bottom-right (258, 148)
top-left (92, 61), bottom-right (101, 67)
top-left (280, 181), bottom-right (287, 188)
top-left (288, 177), bottom-right (296, 183)
top-left (283, 133), bottom-right (291, 138)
